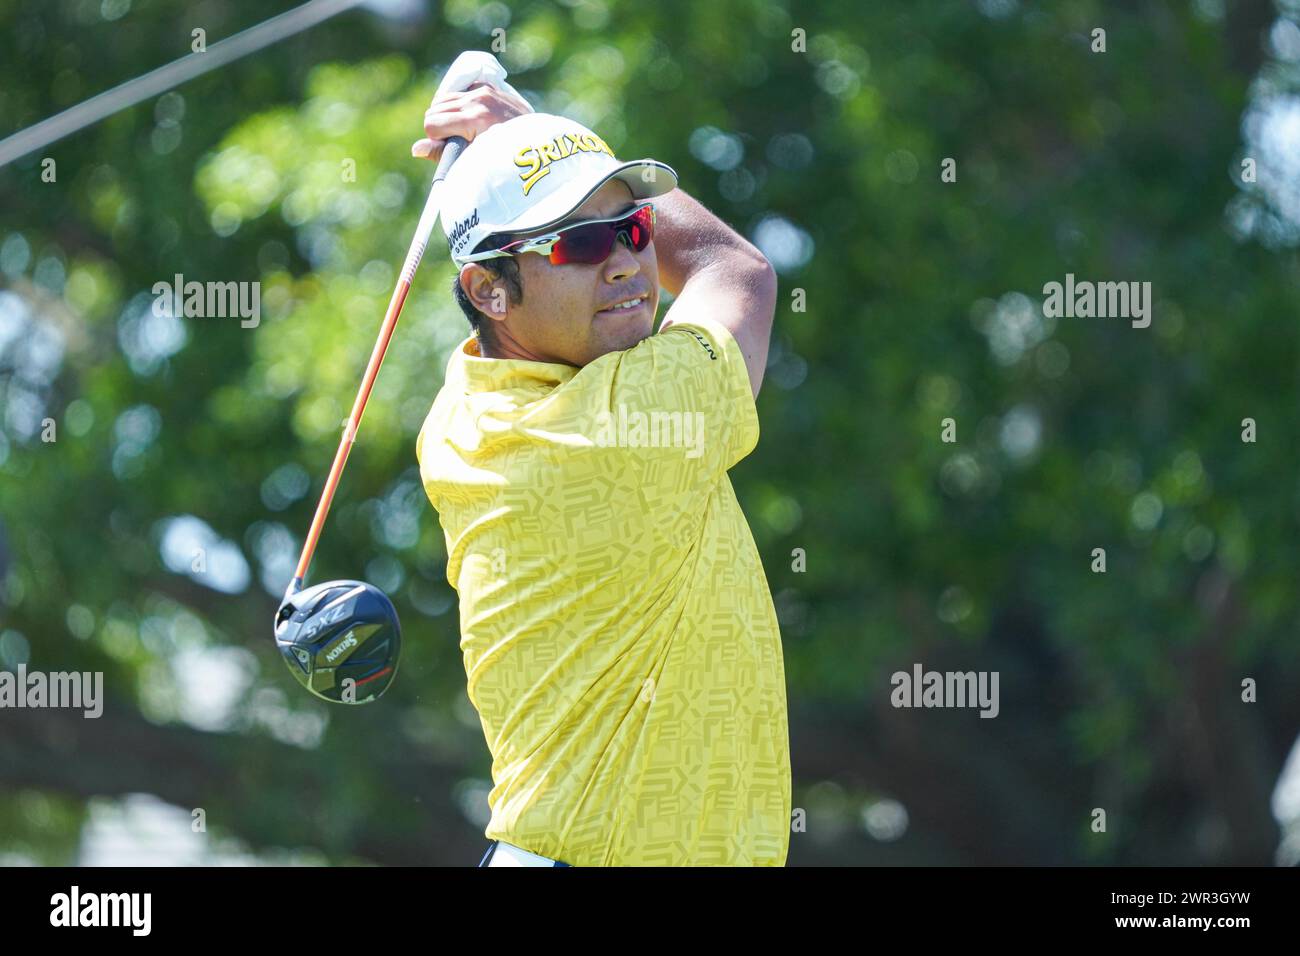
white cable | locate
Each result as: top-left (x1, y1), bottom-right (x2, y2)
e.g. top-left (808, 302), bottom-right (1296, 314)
top-left (0, 0), bottom-right (366, 168)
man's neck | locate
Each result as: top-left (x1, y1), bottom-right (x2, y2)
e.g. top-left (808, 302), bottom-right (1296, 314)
top-left (474, 331), bottom-right (564, 365)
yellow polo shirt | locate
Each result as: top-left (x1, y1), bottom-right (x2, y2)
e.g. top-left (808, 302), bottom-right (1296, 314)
top-left (415, 316), bottom-right (791, 866)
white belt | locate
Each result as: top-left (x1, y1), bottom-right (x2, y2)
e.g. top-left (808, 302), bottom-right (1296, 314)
top-left (485, 840), bottom-right (567, 867)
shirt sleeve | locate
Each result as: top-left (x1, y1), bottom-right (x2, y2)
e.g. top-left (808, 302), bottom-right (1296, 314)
top-left (593, 315), bottom-right (760, 477)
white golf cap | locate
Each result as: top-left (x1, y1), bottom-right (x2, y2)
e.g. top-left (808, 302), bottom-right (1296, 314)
top-left (440, 112), bottom-right (678, 266)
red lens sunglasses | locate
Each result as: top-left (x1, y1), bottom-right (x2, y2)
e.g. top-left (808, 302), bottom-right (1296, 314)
top-left (461, 201), bottom-right (656, 266)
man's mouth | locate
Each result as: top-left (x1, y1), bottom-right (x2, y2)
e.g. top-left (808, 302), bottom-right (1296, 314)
top-left (596, 294), bottom-right (649, 316)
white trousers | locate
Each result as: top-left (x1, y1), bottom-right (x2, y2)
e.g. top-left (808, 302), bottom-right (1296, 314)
top-left (481, 840), bottom-right (569, 867)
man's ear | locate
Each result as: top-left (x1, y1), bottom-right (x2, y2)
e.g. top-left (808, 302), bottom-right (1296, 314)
top-left (462, 264), bottom-right (509, 317)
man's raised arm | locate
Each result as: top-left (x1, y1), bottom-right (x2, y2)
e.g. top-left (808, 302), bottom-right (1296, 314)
top-left (653, 189), bottom-right (778, 400)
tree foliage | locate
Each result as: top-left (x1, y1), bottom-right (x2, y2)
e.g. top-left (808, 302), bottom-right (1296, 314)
top-left (0, 0), bottom-right (1297, 865)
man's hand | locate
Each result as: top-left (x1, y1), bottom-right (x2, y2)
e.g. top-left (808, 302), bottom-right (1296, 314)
top-left (411, 81), bottom-right (533, 162)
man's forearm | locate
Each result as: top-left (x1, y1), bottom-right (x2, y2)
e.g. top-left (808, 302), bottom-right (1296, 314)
top-left (652, 188), bottom-right (771, 297)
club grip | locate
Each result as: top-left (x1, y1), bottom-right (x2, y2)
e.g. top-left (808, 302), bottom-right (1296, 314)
top-left (433, 135), bottom-right (468, 183)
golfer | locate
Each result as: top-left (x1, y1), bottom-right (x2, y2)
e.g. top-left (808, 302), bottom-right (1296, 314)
top-left (412, 84), bottom-right (790, 866)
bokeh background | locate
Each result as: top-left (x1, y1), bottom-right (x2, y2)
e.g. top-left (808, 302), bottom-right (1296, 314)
top-left (2, 0), bottom-right (1299, 866)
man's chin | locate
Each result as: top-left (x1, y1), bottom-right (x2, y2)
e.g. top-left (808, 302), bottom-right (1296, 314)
top-left (590, 323), bottom-right (653, 360)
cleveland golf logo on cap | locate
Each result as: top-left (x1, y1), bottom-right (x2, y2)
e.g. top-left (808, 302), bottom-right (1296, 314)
top-left (515, 129), bottom-right (616, 195)
top-left (448, 208), bottom-right (480, 254)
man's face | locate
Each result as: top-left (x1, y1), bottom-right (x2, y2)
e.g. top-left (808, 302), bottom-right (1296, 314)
top-left (461, 179), bottom-right (659, 366)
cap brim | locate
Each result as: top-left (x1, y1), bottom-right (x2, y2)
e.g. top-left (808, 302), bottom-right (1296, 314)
top-left (493, 160), bottom-right (678, 239)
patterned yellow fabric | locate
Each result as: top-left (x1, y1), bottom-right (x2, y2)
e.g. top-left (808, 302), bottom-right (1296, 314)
top-left (416, 316), bottom-right (791, 865)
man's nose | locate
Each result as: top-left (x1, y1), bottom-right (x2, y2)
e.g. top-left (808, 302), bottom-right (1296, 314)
top-left (604, 234), bottom-right (640, 279)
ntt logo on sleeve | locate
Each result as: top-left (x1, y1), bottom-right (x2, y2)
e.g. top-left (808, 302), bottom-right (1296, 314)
top-left (682, 329), bottom-right (717, 360)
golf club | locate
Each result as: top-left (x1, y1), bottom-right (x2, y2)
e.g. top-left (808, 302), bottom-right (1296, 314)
top-left (274, 51), bottom-right (512, 704)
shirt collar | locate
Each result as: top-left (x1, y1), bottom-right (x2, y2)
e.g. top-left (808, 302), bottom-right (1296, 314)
top-left (445, 334), bottom-right (579, 394)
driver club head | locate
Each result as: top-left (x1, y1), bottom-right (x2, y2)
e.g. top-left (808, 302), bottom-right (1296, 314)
top-left (274, 579), bottom-right (400, 704)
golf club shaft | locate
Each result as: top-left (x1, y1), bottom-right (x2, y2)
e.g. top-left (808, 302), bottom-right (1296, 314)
top-left (286, 138), bottom-right (467, 601)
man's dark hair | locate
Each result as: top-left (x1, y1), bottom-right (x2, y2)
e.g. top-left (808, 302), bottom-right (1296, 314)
top-left (451, 234), bottom-right (524, 353)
